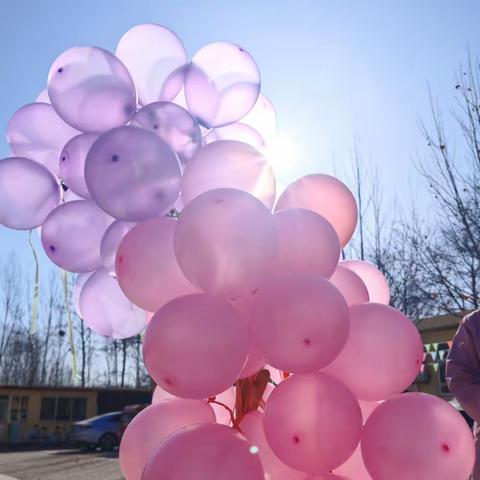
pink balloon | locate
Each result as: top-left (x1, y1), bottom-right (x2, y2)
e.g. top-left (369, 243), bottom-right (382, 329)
top-left (36, 89), bottom-right (50, 103)
top-left (324, 303), bottom-right (423, 401)
top-left (116, 218), bottom-right (197, 312)
top-left (181, 140), bottom-right (276, 209)
top-left (240, 411), bottom-right (306, 480)
top-left (330, 265), bottom-right (370, 306)
top-left (79, 270), bottom-right (146, 338)
top-left (7, 102), bottom-right (80, 174)
top-left (264, 373), bottom-right (362, 474)
top-left (210, 386), bottom-right (236, 425)
top-left (41, 200), bottom-right (113, 272)
top-left (185, 42), bottom-right (261, 128)
top-left (174, 188), bottom-right (278, 298)
top-left (238, 344), bottom-right (266, 379)
top-left (240, 94), bottom-right (277, 147)
top-left (116, 24), bottom-right (187, 105)
top-left (152, 386), bottom-right (175, 404)
top-left (132, 101), bottom-right (202, 167)
top-left (72, 272), bottom-right (93, 317)
top-left (334, 401), bottom-right (380, 480)
top-left (119, 399), bottom-right (215, 480)
top-left (340, 260), bottom-right (390, 304)
top-left (275, 174), bottom-right (358, 247)
top-left (0, 157), bottom-right (61, 230)
top-left (274, 208), bottom-right (341, 277)
top-left (100, 220), bottom-right (136, 275)
top-left (205, 123), bottom-right (266, 152)
top-left (143, 294), bottom-right (250, 398)
top-left (47, 47), bottom-right (136, 132)
top-left (142, 423), bottom-right (264, 480)
top-left (85, 126), bottom-right (182, 221)
top-left (59, 133), bottom-right (98, 198)
top-left (252, 274), bottom-right (349, 373)
top-left (362, 393), bottom-right (475, 480)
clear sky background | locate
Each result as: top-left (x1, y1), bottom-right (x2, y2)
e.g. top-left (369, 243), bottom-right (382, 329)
top-left (1, 0), bottom-right (480, 277)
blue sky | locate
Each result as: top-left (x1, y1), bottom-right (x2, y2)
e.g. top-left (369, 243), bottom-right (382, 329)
top-left (1, 0), bottom-right (480, 276)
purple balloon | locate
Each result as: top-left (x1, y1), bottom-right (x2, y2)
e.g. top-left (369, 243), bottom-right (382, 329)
top-left (204, 123), bottom-right (266, 152)
top-left (7, 102), bottom-right (80, 174)
top-left (41, 200), bottom-right (113, 272)
top-left (0, 157), bottom-right (61, 230)
top-left (85, 126), bottom-right (182, 221)
top-left (72, 272), bottom-right (93, 317)
top-left (79, 269), bottom-right (146, 338)
top-left (47, 47), bottom-right (136, 132)
top-left (241, 94), bottom-right (277, 148)
top-left (116, 24), bottom-right (187, 105)
top-left (35, 89), bottom-right (50, 103)
top-left (100, 220), bottom-right (136, 275)
top-left (185, 42), bottom-right (261, 128)
top-left (59, 133), bottom-right (98, 198)
top-left (132, 101), bottom-right (202, 167)
top-left (181, 140), bottom-right (276, 209)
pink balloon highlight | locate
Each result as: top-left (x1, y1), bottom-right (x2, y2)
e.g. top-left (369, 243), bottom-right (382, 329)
top-left (174, 188), bottom-right (278, 298)
top-left (181, 140), bottom-right (276, 209)
top-left (275, 174), bottom-right (358, 247)
top-left (274, 208), bottom-right (341, 278)
top-left (119, 399), bottom-right (215, 480)
top-left (0, 157), bottom-right (61, 230)
top-left (142, 423), bottom-right (264, 480)
top-left (330, 265), bottom-right (370, 306)
top-left (252, 274), bottom-right (349, 373)
top-left (340, 260), bottom-right (390, 304)
top-left (362, 393), bottom-right (475, 480)
top-left (264, 372), bottom-right (362, 474)
top-left (115, 217), bottom-right (197, 312)
top-left (324, 303), bottom-right (423, 401)
top-left (143, 294), bottom-right (250, 399)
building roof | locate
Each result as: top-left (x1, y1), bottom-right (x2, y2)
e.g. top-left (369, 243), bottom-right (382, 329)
top-left (416, 312), bottom-right (463, 332)
top-left (0, 385), bottom-right (152, 393)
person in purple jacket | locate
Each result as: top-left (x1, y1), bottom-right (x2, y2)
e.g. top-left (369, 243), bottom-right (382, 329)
top-left (446, 310), bottom-right (480, 479)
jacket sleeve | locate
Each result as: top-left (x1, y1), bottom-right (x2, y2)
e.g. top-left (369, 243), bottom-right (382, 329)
top-left (446, 311), bottom-right (480, 423)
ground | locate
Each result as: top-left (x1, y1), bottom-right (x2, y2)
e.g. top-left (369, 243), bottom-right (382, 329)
top-left (0, 449), bottom-right (123, 480)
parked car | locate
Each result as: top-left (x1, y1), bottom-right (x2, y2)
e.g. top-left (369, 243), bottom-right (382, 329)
top-left (120, 404), bottom-right (148, 436)
top-left (71, 411), bottom-right (122, 451)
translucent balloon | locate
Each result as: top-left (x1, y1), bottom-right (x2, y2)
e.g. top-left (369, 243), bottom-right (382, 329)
top-left (324, 303), bottom-right (423, 401)
top-left (362, 393), bottom-right (475, 480)
top-left (47, 46), bottom-right (136, 132)
top-left (174, 188), bottom-right (278, 297)
top-left (119, 399), bottom-right (215, 480)
top-left (241, 94), bottom-right (277, 147)
top-left (238, 344), bottom-right (266, 379)
top-left (275, 174), bottom-right (358, 247)
top-left (143, 294), bottom-right (250, 398)
top-left (116, 24), bottom-right (187, 105)
top-left (116, 218), bottom-right (197, 312)
top-left (7, 102), bottom-right (80, 174)
top-left (340, 260), bottom-right (390, 304)
top-left (204, 123), bottom-right (266, 153)
top-left (0, 157), bottom-right (61, 230)
top-left (59, 133), bottom-right (98, 198)
top-left (79, 270), bottom-right (146, 338)
top-left (72, 272), bottom-right (93, 317)
top-left (330, 265), bottom-right (370, 306)
top-left (240, 411), bottom-right (306, 480)
top-left (152, 386), bottom-right (175, 404)
top-left (210, 386), bottom-right (236, 425)
top-left (132, 101), bottom-right (202, 167)
top-left (85, 126), bottom-right (182, 221)
top-left (181, 141), bottom-right (276, 209)
top-left (62, 188), bottom-right (83, 203)
top-left (142, 423), bottom-right (264, 480)
top-left (100, 220), bottom-right (136, 275)
top-left (264, 373), bottom-right (362, 474)
top-left (185, 42), bottom-right (261, 128)
top-left (35, 89), bottom-right (50, 103)
top-left (274, 208), bottom-right (341, 277)
top-left (41, 200), bottom-right (113, 272)
top-left (252, 274), bottom-right (349, 373)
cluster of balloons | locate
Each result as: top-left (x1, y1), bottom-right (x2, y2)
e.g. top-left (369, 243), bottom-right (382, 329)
top-left (0, 23), bottom-right (475, 480)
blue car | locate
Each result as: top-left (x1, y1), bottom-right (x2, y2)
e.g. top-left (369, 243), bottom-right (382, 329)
top-left (71, 411), bottom-right (122, 451)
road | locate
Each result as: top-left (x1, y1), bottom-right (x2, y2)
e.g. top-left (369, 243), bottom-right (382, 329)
top-left (0, 449), bottom-right (123, 480)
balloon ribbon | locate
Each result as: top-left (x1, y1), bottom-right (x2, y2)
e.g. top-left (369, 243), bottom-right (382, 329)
top-left (62, 270), bottom-right (78, 382)
top-left (28, 230), bottom-right (39, 335)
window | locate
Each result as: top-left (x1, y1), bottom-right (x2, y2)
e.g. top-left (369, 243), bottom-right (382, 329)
top-left (57, 398), bottom-right (71, 421)
top-left (40, 397), bottom-right (56, 421)
top-left (72, 398), bottom-right (86, 421)
top-left (0, 396), bottom-right (8, 422)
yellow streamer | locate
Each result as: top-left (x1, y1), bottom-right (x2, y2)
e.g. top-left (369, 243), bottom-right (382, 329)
top-left (28, 230), bottom-right (39, 335)
top-left (62, 270), bottom-right (78, 382)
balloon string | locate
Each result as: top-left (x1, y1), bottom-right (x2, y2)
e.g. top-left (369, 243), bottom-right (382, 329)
top-left (62, 270), bottom-right (78, 382)
top-left (28, 230), bottom-right (40, 335)
top-left (207, 398), bottom-right (238, 429)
